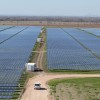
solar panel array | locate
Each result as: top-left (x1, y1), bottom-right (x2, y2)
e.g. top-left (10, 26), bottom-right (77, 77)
top-left (81, 28), bottom-right (100, 36)
top-left (64, 28), bottom-right (100, 57)
top-left (0, 26), bottom-right (41, 99)
top-left (47, 28), bottom-right (100, 70)
top-left (0, 26), bottom-right (11, 30)
top-left (0, 26), bottom-right (14, 32)
top-left (0, 26), bottom-right (27, 43)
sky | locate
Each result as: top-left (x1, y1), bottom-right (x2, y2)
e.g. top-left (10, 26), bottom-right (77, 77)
top-left (0, 0), bottom-right (100, 16)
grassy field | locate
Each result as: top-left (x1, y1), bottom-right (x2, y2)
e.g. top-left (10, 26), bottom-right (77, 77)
top-left (48, 70), bottom-right (100, 74)
top-left (48, 78), bottom-right (100, 100)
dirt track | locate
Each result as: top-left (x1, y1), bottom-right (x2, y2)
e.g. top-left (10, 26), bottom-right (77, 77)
top-left (21, 72), bottom-right (100, 100)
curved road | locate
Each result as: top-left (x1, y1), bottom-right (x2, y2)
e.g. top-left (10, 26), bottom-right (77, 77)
top-left (21, 72), bottom-right (100, 100)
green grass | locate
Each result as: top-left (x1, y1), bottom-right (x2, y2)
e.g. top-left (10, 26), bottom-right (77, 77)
top-left (48, 78), bottom-right (100, 100)
top-left (48, 70), bottom-right (100, 74)
top-left (48, 78), bottom-right (100, 91)
top-left (43, 27), bottom-right (47, 51)
top-left (42, 52), bottom-right (48, 71)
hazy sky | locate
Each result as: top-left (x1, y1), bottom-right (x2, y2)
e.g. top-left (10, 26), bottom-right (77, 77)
top-left (0, 0), bottom-right (100, 16)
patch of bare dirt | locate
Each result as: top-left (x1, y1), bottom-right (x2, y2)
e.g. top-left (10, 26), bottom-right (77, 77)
top-left (1, 21), bottom-right (100, 28)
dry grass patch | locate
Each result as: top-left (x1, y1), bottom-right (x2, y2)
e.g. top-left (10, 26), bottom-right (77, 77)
top-left (48, 78), bottom-right (100, 100)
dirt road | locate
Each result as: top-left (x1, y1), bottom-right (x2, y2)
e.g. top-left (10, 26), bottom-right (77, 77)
top-left (21, 72), bottom-right (100, 100)
top-left (36, 28), bottom-right (46, 70)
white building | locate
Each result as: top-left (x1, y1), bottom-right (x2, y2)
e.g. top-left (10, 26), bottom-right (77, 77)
top-left (25, 63), bottom-right (37, 71)
top-left (37, 38), bottom-right (42, 42)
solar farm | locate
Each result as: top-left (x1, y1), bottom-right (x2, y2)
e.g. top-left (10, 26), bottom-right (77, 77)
top-left (0, 26), bottom-right (100, 99)
top-left (47, 28), bottom-right (100, 70)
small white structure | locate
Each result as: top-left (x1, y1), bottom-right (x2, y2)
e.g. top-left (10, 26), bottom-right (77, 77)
top-left (25, 63), bottom-right (37, 71)
top-left (40, 30), bottom-right (43, 33)
top-left (37, 38), bottom-right (42, 42)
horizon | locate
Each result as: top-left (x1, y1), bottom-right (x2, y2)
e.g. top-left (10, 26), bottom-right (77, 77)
top-left (0, 15), bottom-right (100, 18)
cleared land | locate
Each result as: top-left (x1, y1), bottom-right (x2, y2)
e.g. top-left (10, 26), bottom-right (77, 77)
top-left (0, 21), bottom-right (100, 28)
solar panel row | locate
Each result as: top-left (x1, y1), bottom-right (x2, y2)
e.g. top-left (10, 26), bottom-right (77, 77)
top-left (0, 26), bottom-right (14, 32)
top-left (63, 28), bottom-right (100, 57)
top-left (81, 28), bottom-right (100, 36)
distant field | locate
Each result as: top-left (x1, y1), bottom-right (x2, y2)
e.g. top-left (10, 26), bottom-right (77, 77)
top-left (0, 21), bottom-right (100, 28)
top-left (48, 78), bottom-right (100, 100)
